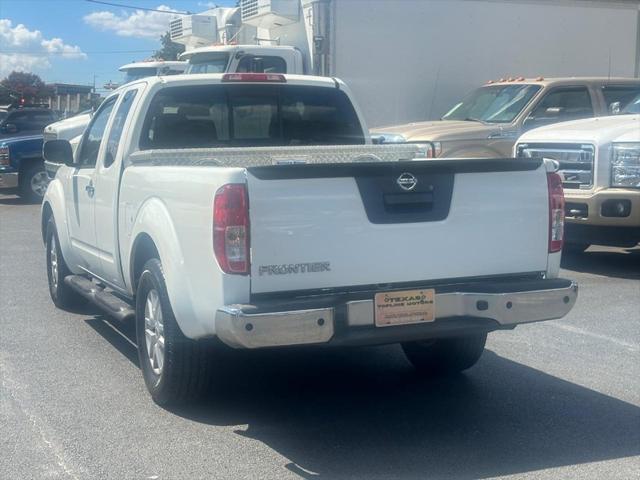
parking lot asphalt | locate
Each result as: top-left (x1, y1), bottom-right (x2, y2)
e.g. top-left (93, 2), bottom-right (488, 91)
top-left (1, 192), bottom-right (639, 480)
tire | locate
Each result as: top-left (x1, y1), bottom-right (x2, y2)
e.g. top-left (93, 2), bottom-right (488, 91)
top-left (135, 258), bottom-right (213, 406)
top-left (19, 162), bottom-right (49, 202)
top-left (46, 218), bottom-right (82, 309)
top-left (401, 333), bottom-right (487, 375)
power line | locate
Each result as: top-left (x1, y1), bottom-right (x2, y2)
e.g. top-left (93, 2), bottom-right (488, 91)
top-left (0, 49), bottom-right (156, 56)
top-left (85, 0), bottom-right (191, 15)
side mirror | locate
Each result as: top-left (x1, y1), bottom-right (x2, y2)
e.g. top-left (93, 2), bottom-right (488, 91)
top-left (609, 101), bottom-right (621, 115)
top-left (43, 139), bottom-right (75, 167)
top-left (2, 123), bottom-right (18, 134)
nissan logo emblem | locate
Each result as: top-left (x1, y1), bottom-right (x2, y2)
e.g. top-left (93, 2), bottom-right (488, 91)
top-left (397, 172), bottom-right (418, 191)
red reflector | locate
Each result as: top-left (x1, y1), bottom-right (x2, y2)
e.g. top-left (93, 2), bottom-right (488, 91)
top-left (222, 73), bottom-right (286, 83)
top-left (213, 184), bottom-right (250, 274)
top-left (547, 172), bottom-right (565, 253)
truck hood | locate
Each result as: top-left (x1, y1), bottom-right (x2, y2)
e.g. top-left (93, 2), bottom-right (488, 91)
top-left (372, 120), bottom-right (502, 142)
top-left (0, 134), bottom-right (43, 146)
top-left (518, 114), bottom-right (640, 145)
top-left (44, 113), bottom-right (91, 135)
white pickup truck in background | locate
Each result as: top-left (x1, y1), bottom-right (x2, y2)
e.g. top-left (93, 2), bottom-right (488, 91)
top-left (42, 73), bottom-right (577, 405)
top-left (516, 99), bottom-right (640, 250)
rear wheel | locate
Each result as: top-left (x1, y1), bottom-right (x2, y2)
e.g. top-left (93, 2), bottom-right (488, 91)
top-left (401, 333), bottom-right (487, 375)
top-left (136, 258), bottom-right (213, 406)
top-left (46, 218), bottom-right (82, 309)
top-left (19, 162), bottom-right (48, 202)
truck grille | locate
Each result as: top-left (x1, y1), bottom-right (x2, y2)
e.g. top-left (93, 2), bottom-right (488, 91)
top-left (517, 143), bottom-right (595, 189)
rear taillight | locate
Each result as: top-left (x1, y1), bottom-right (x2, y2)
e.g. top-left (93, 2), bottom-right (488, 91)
top-left (547, 172), bottom-right (565, 253)
top-left (213, 184), bottom-right (250, 274)
top-left (0, 146), bottom-right (10, 166)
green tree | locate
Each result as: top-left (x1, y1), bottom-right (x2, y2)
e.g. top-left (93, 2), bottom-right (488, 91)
top-left (154, 31), bottom-right (185, 61)
top-left (0, 71), bottom-right (52, 105)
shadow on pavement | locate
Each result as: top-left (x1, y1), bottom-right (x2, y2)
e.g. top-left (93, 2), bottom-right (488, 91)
top-left (0, 195), bottom-right (39, 206)
top-left (561, 247), bottom-right (640, 280)
top-left (85, 315), bottom-right (139, 367)
top-left (84, 307), bottom-right (640, 479)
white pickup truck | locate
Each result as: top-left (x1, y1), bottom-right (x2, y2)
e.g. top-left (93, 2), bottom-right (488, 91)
top-left (42, 73), bottom-right (577, 405)
top-left (516, 100), bottom-right (640, 250)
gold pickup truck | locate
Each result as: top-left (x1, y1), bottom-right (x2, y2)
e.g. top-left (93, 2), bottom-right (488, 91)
top-left (372, 77), bottom-right (640, 159)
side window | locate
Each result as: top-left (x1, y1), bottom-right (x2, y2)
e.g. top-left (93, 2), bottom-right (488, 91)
top-left (77, 97), bottom-right (117, 168)
top-left (8, 111), bottom-right (28, 128)
top-left (602, 86), bottom-right (640, 114)
top-left (103, 90), bottom-right (137, 168)
top-left (237, 55), bottom-right (287, 74)
top-left (527, 87), bottom-right (593, 128)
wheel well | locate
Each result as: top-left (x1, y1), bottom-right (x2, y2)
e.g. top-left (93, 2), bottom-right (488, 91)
top-left (131, 234), bottom-right (159, 294)
top-left (41, 202), bottom-right (53, 243)
top-left (18, 157), bottom-right (44, 175)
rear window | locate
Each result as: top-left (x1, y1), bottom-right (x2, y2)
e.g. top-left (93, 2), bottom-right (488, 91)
top-left (237, 55), bottom-right (287, 74)
top-left (139, 84), bottom-right (365, 149)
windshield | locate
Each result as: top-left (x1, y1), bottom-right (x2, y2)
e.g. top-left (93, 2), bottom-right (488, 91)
top-left (621, 93), bottom-right (640, 114)
top-left (186, 53), bottom-right (230, 74)
top-left (140, 84), bottom-right (364, 149)
top-left (123, 67), bottom-right (158, 84)
top-left (442, 84), bottom-right (542, 123)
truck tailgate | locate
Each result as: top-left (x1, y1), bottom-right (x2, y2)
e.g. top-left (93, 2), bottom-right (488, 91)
top-left (248, 158), bottom-right (549, 294)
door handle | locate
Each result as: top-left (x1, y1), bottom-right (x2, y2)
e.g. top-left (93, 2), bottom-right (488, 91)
top-left (85, 182), bottom-right (95, 197)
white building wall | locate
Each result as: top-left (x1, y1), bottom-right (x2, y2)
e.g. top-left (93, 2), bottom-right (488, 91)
top-left (332, 0), bottom-right (640, 127)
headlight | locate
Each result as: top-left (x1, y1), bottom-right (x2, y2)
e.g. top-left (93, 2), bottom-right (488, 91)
top-left (0, 146), bottom-right (9, 166)
top-left (373, 133), bottom-right (406, 144)
top-left (611, 143), bottom-right (640, 188)
top-left (414, 142), bottom-right (442, 158)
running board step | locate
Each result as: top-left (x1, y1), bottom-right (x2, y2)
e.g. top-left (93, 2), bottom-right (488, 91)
top-left (64, 275), bottom-right (135, 322)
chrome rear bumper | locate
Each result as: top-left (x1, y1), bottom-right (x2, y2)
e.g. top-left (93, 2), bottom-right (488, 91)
top-left (215, 279), bottom-right (578, 349)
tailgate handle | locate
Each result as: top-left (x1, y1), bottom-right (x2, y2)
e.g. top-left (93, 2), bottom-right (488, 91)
top-left (384, 192), bottom-right (433, 206)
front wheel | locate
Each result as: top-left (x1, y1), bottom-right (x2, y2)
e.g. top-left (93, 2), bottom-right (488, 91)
top-left (135, 258), bottom-right (214, 406)
top-left (401, 333), bottom-right (487, 375)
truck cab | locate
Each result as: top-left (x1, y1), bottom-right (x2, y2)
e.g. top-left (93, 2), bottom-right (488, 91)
top-left (0, 107), bottom-right (57, 139)
top-left (181, 45), bottom-right (305, 75)
top-left (373, 78), bottom-right (640, 159)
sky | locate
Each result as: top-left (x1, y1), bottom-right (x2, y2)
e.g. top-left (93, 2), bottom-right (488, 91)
top-left (0, 0), bottom-right (235, 91)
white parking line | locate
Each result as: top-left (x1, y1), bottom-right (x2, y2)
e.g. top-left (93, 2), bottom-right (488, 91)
top-left (549, 322), bottom-right (639, 352)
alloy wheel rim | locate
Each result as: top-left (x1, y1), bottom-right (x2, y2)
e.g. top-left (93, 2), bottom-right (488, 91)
top-left (144, 289), bottom-right (165, 376)
top-left (31, 171), bottom-right (49, 197)
top-left (50, 235), bottom-right (58, 290)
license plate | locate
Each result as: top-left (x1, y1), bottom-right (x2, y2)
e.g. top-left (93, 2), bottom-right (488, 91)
top-left (374, 288), bottom-right (435, 327)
